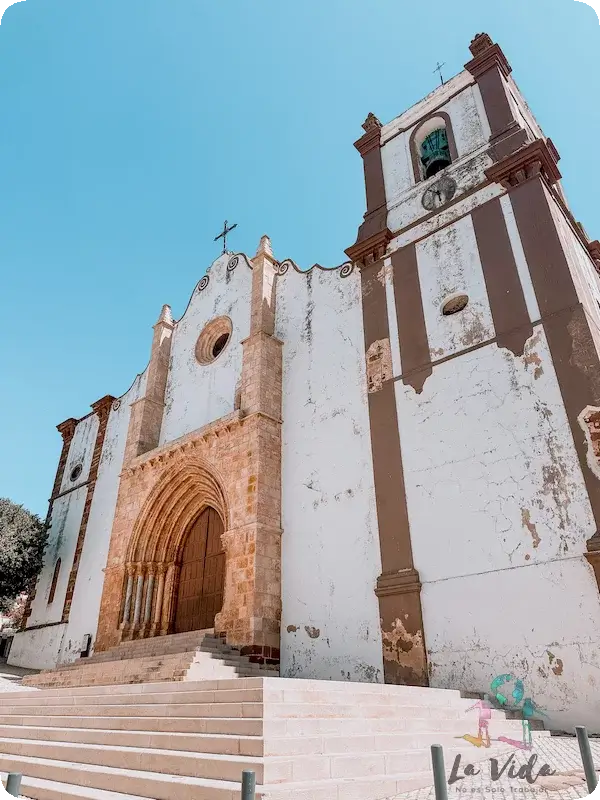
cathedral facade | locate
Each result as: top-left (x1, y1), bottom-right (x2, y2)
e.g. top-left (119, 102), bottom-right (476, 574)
top-left (10, 33), bottom-right (600, 733)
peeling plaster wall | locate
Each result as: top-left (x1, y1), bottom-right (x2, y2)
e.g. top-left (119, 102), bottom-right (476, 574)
top-left (388, 198), bottom-right (600, 731)
top-left (382, 82), bottom-right (492, 235)
top-left (506, 76), bottom-right (545, 143)
top-left (275, 267), bottom-right (384, 683)
top-left (382, 71), bottom-right (474, 142)
top-left (57, 372), bottom-right (147, 665)
top-left (159, 254), bottom-right (252, 446)
top-left (417, 215), bottom-right (494, 360)
top-left (59, 413), bottom-right (99, 494)
top-left (546, 189), bottom-right (600, 362)
top-left (8, 485), bottom-right (87, 668)
top-left (7, 623), bottom-right (67, 672)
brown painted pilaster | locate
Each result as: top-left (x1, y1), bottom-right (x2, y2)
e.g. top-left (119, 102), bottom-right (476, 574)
top-left (346, 114), bottom-right (393, 267)
top-left (361, 257), bottom-right (428, 686)
top-left (391, 246), bottom-right (431, 393)
top-left (21, 417), bottom-right (78, 630)
top-left (465, 33), bottom-right (528, 160)
top-left (62, 395), bottom-right (115, 623)
top-left (471, 197), bottom-right (533, 356)
top-left (503, 170), bottom-right (600, 587)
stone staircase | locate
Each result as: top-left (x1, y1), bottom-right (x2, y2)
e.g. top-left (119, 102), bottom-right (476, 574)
top-left (0, 677), bottom-right (549, 800)
top-left (21, 630), bottom-right (278, 689)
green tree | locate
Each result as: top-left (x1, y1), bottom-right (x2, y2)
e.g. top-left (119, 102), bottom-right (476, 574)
top-left (0, 498), bottom-right (48, 612)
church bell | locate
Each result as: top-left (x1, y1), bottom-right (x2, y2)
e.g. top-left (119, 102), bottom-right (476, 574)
top-left (420, 128), bottom-right (451, 179)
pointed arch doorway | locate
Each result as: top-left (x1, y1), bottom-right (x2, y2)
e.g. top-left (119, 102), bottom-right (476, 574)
top-left (173, 507), bottom-right (225, 633)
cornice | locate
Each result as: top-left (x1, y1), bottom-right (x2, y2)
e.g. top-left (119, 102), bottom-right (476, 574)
top-left (122, 411), bottom-right (245, 477)
top-left (345, 227), bottom-right (393, 269)
top-left (485, 139), bottom-right (561, 189)
top-left (354, 113), bottom-right (383, 156)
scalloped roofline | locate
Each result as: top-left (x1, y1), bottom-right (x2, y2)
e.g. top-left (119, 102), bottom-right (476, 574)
top-left (68, 246), bottom-right (356, 428)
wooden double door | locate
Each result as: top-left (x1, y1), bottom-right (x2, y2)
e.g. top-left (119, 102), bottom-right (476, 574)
top-left (173, 507), bottom-right (225, 633)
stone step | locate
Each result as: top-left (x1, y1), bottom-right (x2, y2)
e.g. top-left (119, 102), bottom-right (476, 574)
top-left (70, 641), bottom-right (247, 667)
top-left (0, 685), bottom-right (469, 709)
top-left (0, 735), bottom-right (518, 787)
top-left (1, 774), bottom-right (156, 800)
top-left (0, 723), bottom-right (532, 758)
top-left (5, 676), bottom-right (463, 700)
top-left (0, 700), bottom-right (506, 720)
top-left (0, 711), bottom-right (524, 737)
top-left (25, 650), bottom-right (278, 690)
top-left (0, 715), bottom-right (265, 736)
top-left (0, 738), bottom-right (266, 783)
top-left (0, 754), bottom-right (242, 800)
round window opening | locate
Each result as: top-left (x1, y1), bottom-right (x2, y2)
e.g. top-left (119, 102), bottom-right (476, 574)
top-left (70, 464), bottom-right (83, 483)
top-left (196, 316), bottom-right (233, 365)
top-left (442, 294), bottom-right (469, 316)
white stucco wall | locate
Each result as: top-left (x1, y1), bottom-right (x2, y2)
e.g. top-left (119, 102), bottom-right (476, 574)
top-left (417, 214), bottom-right (494, 361)
top-left (58, 412), bottom-right (99, 494)
top-left (8, 415), bottom-right (96, 668)
top-left (386, 197), bottom-right (600, 732)
top-left (159, 254), bottom-right (252, 446)
top-left (57, 371), bottom-right (147, 664)
top-left (275, 266), bottom-right (384, 683)
top-left (547, 188), bottom-right (600, 363)
top-left (7, 622), bottom-right (68, 672)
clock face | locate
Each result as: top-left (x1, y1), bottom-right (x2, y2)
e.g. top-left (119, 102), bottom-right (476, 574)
top-left (421, 175), bottom-right (457, 211)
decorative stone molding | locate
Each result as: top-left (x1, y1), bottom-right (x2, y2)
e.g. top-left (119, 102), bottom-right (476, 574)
top-left (227, 253), bottom-right (254, 272)
top-left (375, 568), bottom-right (422, 598)
top-left (465, 32), bottom-right (512, 79)
top-left (485, 139), bottom-right (561, 189)
top-left (124, 413), bottom-right (244, 478)
top-left (346, 228), bottom-right (393, 269)
top-left (57, 418), bottom-right (78, 443)
top-left (585, 533), bottom-right (600, 591)
top-left (274, 258), bottom-right (354, 278)
top-left (354, 112), bottom-right (383, 156)
top-left (588, 240), bottom-right (600, 275)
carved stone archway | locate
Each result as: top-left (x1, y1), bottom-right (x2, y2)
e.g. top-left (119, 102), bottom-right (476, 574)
top-left (119, 459), bottom-right (229, 641)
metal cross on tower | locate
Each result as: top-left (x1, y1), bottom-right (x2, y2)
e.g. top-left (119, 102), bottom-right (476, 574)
top-left (433, 61), bottom-right (446, 86)
top-left (214, 220), bottom-right (238, 255)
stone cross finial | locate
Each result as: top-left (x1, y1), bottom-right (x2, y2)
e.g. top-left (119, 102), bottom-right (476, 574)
top-left (469, 33), bottom-right (494, 57)
top-left (362, 112), bottom-right (382, 133)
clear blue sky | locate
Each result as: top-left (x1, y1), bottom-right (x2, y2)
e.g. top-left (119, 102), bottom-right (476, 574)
top-left (1, 0), bottom-right (598, 517)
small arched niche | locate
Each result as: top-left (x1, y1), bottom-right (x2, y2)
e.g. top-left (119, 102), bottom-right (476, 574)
top-left (411, 113), bottom-right (458, 183)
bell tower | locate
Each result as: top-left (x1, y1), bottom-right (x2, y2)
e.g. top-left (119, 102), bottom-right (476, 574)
top-left (347, 33), bottom-right (600, 731)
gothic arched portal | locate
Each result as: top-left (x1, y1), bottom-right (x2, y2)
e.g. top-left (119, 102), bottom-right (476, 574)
top-left (118, 459), bottom-right (230, 640)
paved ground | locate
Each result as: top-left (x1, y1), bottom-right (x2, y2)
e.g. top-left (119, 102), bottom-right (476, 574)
top-left (393, 736), bottom-right (600, 799)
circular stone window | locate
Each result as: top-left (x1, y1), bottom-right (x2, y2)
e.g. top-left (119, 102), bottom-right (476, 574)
top-left (70, 464), bottom-right (83, 483)
top-left (195, 316), bottom-right (233, 365)
top-left (442, 294), bottom-right (469, 316)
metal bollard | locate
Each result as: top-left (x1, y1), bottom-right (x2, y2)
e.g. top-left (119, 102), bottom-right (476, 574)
top-left (5, 773), bottom-right (22, 797)
top-left (575, 726), bottom-right (598, 793)
top-left (241, 770), bottom-right (256, 800)
top-left (431, 744), bottom-right (449, 800)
